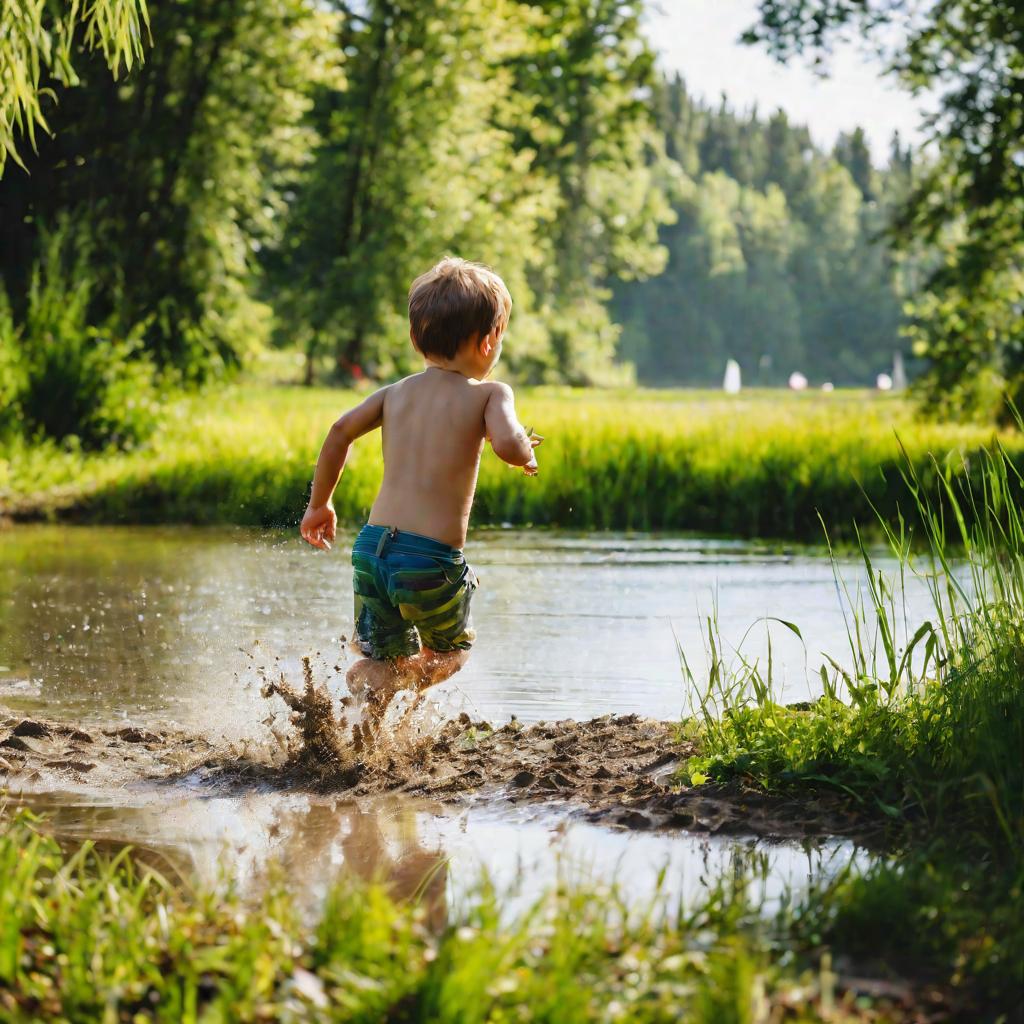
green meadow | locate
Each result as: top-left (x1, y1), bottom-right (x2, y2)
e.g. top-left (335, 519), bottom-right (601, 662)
top-left (2, 384), bottom-right (1016, 540)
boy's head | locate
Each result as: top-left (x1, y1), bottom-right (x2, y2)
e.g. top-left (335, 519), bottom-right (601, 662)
top-left (408, 257), bottom-right (512, 369)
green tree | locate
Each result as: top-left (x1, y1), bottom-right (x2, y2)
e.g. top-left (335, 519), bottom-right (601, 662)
top-left (834, 127), bottom-right (875, 201)
top-left (509, 0), bottom-right (676, 383)
top-left (272, 0), bottom-right (558, 384)
top-left (1, 0), bottom-right (150, 175)
top-left (747, 0), bottom-right (1024, 417)
top-left (1, 0), bottom-right (339, 377)
top-left (277, 0), bottom-right (674, 386)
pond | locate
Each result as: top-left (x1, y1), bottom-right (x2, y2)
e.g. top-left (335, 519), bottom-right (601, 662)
top-left (1, 526), bottom-right (925, 908)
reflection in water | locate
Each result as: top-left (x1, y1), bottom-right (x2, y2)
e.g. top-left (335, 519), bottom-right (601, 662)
top-left (0, 525), bottom-right (939, 736)
top-left (5, 788), bottom-right (449, 927)
top-left (2, 786), bottom-right (861, 923)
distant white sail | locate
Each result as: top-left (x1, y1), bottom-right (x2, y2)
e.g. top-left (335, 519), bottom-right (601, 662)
top-left (892, 351), bottom-right (907, 391)
top-left (723, 359), bottom-right (741, 394)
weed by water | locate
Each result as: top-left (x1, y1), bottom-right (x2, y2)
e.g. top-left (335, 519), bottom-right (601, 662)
top-left (678, 436), bottom-right (1024, 1013)
top-left (683, 439), bottom-right (1024, 844)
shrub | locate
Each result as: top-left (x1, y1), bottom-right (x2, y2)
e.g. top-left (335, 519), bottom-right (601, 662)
top-left (15, 222), bottom-right (163, 450)
top-left (0, 291), bottom-right (25, 440)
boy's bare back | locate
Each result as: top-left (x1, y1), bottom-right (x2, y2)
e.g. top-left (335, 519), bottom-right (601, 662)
top-left (370, 369), bottom-right (500, 549)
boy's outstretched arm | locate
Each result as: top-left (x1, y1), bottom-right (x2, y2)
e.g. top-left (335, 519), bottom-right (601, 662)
top-left (300, 387), bottom-right (389, 550)
top-left (484, 382), bottom-right (542, 476)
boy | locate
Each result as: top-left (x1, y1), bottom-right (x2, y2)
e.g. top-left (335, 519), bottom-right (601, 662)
top-left (299, 257), bottom-right (542, 715)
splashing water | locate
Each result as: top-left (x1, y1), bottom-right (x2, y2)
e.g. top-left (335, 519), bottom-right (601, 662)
top-left (255, 654), bottom-right (472, 789)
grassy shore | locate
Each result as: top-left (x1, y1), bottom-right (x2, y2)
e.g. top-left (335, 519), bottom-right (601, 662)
top-left (3, 395), bottom-right (1022, 1019)
top-left (681, 441), bottom-right (1024, 1014)
top-left (0, 808), bottom-right (945, 1023)
top-left (2, 383), bottom-right (1018, 539)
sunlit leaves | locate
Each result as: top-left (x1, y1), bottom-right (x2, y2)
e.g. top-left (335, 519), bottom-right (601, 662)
top-left (0, 0), bottom-right (151, 175)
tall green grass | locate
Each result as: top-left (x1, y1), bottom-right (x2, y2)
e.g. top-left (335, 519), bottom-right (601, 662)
top-left (684, 439), bottom-right (1024, 844)
top-left (0, 810), bottom-right (848, 1023)
top-left (3, 384), bottom-right (1020, 539)
top-left (680, 438), bottom-right (1024, 1009)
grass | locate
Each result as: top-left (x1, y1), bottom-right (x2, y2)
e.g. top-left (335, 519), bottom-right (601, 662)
top-left (679, 438), bottom-right (1024, 1013)
top-left (2, 383), bottom-right (1020, 539)
top-left (0, 809), bottom-right (885, 1024)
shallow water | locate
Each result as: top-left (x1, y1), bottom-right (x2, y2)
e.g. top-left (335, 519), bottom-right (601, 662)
top-left (6, 786), bottom-right (860, 923)
top-left (1, 525), bottom-right (916, 905)
top-left (0, 525), bottom-right (937, 732)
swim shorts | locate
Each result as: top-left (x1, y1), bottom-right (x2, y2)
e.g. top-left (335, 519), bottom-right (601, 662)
top-left (351, 524), bottom-right (479, 660)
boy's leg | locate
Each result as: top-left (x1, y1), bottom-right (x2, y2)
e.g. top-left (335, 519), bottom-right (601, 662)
top-left (349, 534), bottom-right (419, 697)
top-left (358, 648), bottom-right (470, 726)
top-left (348, 647), bottom-right (468, 699)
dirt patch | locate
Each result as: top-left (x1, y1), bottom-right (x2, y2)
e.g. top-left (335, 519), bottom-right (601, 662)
top-left (0, 712), bottom-right (218, 790)
top-left (1, 674), bottom-right (877, 841)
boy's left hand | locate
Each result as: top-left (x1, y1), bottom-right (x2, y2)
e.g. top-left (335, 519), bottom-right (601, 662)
top-left (300, 503), bottom-right (337, 550)
top-left (523, 430), bottom-right (543, 476)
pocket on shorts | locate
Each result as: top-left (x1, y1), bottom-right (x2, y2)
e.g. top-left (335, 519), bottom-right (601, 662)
top-left (413, 554), bottom-right (469, 587)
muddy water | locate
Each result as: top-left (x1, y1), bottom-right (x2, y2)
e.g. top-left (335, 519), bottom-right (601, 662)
top-left (0, 525), bottom-right (912, 906)
top-left (5, 788), bottom-right (859, 922)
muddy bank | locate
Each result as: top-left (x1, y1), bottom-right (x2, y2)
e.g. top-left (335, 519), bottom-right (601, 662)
top-left (1, 693), bottom-right (874, 840)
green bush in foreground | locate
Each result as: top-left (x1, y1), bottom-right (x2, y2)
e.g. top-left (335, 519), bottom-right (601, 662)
top-left (0, 811), bottom-right (868, 1024)
top-left (3, 384), bottom-right (1021, 539)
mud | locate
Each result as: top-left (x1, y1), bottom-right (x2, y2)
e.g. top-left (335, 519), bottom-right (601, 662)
top-left (1, 667), bottom-right (875, 841)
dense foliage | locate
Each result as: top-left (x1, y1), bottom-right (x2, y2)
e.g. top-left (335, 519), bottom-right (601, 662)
top-left (0, 0), bottom-right (1015, 447)
top-left (0, 0), bottom-right (150, 175)
top-left (748, 0), bottom-right (1024, 417)
top-left (613, 80), bottom-right (916, 387)
top-left (1, 0), bottom-right (672, 446)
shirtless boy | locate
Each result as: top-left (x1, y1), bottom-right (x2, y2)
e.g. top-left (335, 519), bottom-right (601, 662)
top-left (299, 257), bottom-right (541, 713)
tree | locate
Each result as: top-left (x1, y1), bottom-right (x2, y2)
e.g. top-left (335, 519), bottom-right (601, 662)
top-left (1, 0), bottom-right (151, 175)
top-left (1, 0), bottom-right (339, 377)
top-left (272, 0), bottom-right (556, 384)
top-left (277, 0), bottom-right (675, 386)
top-left (834, 127), bottom-right (875, 201)
top-left (509, 0), bottom-right (677, 383)
top-left (746, 0), bottom-right (1024, 417)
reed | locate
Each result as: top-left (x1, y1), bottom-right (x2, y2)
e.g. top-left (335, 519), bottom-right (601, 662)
top-left (679, 436), bottom-right (1024, 1009)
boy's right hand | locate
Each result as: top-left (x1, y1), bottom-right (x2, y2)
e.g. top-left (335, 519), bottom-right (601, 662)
top-left (300, 503), bottom-right (337, 550)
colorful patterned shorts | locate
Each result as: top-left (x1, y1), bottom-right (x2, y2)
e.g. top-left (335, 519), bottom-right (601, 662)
top-left (351, 524), bottom-right (478, 660)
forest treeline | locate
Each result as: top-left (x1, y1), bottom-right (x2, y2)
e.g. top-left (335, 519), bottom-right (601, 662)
top-left (0, 0), bottom-right (1019, 447)
top-left (616, 78), bottom-right (914, 386)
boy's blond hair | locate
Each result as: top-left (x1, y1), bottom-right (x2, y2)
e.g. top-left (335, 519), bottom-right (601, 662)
top-left (408, 257), bottom-right (512, 361)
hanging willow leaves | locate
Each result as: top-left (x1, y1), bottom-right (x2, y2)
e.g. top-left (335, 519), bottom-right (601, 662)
top-left (0, 0), bottom-right (152, 175)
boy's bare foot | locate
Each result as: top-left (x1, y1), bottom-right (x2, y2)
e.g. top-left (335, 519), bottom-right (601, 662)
top-left (346, 657), bottom-right (398, 697)
top-left (347, 649), bottom-right (470, 725)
